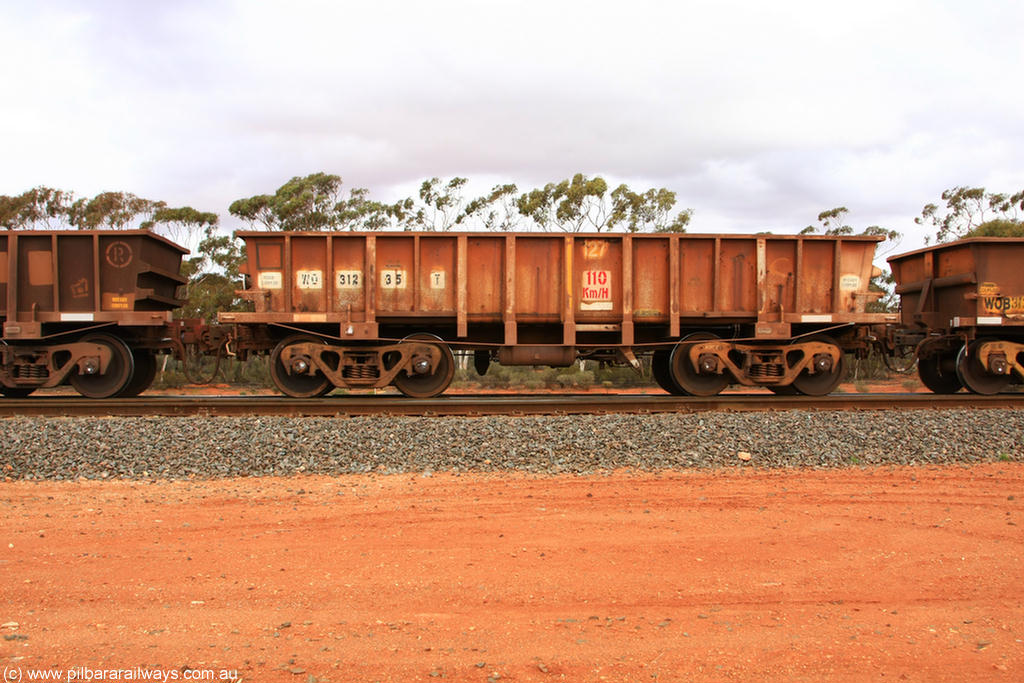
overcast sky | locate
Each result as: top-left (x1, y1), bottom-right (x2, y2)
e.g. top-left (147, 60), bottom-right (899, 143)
top-left (1, 0), bottom-right (1022, 252)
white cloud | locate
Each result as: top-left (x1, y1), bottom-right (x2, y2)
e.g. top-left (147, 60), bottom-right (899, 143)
top-left (0, 0), bottom-right (1021, 245)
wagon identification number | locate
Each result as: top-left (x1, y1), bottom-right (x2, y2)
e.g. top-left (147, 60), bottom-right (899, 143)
top-left (380, 269), bottom-right (407, 289)
top-left (983, 294), bottom-right (1024, 314)
top-left (581, 270), bottom-right (613, 311)
top-left (296, 270), bottom-right (323, 290)
top-left (335, 270), bottom-right (362, 289)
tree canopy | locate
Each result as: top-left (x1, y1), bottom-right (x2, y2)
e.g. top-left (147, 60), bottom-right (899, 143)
top-left (917, 186), bottom-right (1024, 243)
top-left (227, 172), bottom-right (693, 234)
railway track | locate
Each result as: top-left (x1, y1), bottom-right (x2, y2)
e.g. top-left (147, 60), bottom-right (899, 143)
top-left (2, 392), bottom-right (1023, 417)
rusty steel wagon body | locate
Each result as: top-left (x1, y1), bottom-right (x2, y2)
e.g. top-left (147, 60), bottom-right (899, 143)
top-left (222, 231), bottom-right (895, 397)
top-left (889, 237), bottom-right (1024, 394)
top-left (0, 230), bottom-right (187, 397)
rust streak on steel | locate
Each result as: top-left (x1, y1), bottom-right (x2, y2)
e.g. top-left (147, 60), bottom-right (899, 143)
top-left (1, 393), bottom-right (1023, 418)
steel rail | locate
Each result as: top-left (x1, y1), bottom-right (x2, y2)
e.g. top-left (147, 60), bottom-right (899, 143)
top-left (1, 392), bottom-right (1023, 417)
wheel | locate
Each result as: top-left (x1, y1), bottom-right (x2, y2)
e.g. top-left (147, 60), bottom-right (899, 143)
top-left (918, 352), bottom-right (962, 394)
top-left (956, 341), bottom-right (1011, 395)
top-left (791, 335), bottom-right (846, 396)
top-left (269, 334), bottom-right (333, 398)
top-left (392, 334), bottom-right (455, 398)
top-left (668, 332), bottom-right (731, 397)
top-left (117, 350), bottom-right (158, 397)
top-left (69, 334), bottom-right (134, 399)
top-left (651, 349), bottom-right (685, 394)
top-left (0, 386), bottom-right (36, 398)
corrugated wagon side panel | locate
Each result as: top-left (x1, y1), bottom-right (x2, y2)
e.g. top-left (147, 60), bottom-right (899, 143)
top-left (515, 237), bottom-right (563, 321)
top-left (679, 238), bottom-right (714, 314)
top-left (798, 240), bottom-right (835, 314)
top-left (57, 235), bottom-right (96, 312)
top-left (333, 235), bottom-right (367, 316)
top-left (633, 237), bottom-right (670, 322)
top-left (290, 235), bottom-right (329, 313)
top-left (418, 236), bottom-right (457, 313)
top-left (465, 236), bottom-right (503, 319)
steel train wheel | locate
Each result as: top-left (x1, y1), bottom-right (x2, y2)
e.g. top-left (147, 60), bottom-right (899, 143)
top-left (118, 351), bottom-right (158, 398)
top-left (392, 334), bottom-right (455, 399)
top-left (956, 341), bottom-right (1011, 395)
top-left (668, 332), bottom-right (731, 397)
top-left (790, 335), bottom-right (846, 396)
top-left (651, 349), bottom-right (685, 394)
top-left (917, 352), bottom-right (962, 394)
top-left (69, 334), bottom-right (134, 399)
top-left (269, 334), bottom-right (334, 398)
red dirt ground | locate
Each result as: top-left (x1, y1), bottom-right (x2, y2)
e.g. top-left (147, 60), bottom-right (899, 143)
top-left (2, 464), bottom-right (1022, 682)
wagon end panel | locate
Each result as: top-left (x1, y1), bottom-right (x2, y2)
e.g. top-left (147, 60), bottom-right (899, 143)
top-left (837, 239), bottom-right (880, 314)
top-left (98, 233), bottom-right (187, 313)
top-left (971, 240), bottom-right (1024, 326)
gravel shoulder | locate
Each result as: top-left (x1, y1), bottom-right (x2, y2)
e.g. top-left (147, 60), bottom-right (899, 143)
top-left (2, 464), bottom-right (1023, 682)
top-left (1, 409), bottom-right (1022, 479)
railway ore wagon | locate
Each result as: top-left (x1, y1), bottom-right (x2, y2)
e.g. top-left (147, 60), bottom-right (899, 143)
top-left (222, 231), bottom-right (895, 398)
top-left (889, 236), bottom-right (1024, 394)
top-left (0, 230), bottom-right (188, 398)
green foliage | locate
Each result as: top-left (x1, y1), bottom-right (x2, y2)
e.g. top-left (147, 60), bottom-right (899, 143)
top-left (230, 172), bottom-right (343, 231)
top-left (917, 186), bottom-right (1024, 243)
top-left (965, 218), bottom-right (1024, 238)
top-left (804, 207), bottom-right (853, 235)
top-left (178, 226), bottom-right (247, 321)
top-left (68, 191), bottom-right (162, 230)
top-left (609, 185), bottom-right (691, 233)
top-left (515, 174), bottom-right (691, 233)
top-left (463, 184), bottom-right (520, 231)
top-left (0, 186), bottom-right (221, 250)
top-left (0, 186), bottom-right (73, 229)
top-left (335, 187), bottom-right (396, 231)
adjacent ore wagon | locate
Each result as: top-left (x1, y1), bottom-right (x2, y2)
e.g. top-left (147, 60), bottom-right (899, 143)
top-left (0, 230), bottom-right (188, 397)
top-left (889, 236), bottom-right (1024, 394)
top-left (222, 231), bottom-right (896, 397)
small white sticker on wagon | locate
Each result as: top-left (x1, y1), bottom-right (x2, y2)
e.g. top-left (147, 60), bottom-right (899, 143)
top-left (978, 316), bottom-right (1003, 325)
top-left (258, 272), bottom-right (283, 289)
top-left (430, 270), bottom-right (446, 289)
top-left (801, 314), bottom-right (833, 323)
top-left (296, 270), bottom-right (323, 290)
top-left (839, 274), bottom-right (861, 291)
top-left (60, 313), bottom-right (95, 322)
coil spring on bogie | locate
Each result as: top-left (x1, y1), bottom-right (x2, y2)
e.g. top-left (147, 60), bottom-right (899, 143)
top-left (12, 364), bottom-right (47, 379)
top-left (342, 365), bottom-right (380, 380)
top-left (749, 363), bottom-right (784, 380)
